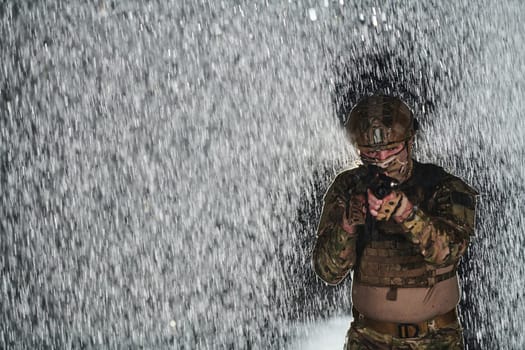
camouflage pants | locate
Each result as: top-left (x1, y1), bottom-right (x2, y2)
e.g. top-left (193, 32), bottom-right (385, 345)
top-left (344, 318), bottom-right (464, 350)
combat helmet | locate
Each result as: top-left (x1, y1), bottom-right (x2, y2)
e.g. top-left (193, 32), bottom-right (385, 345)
top-left (345, 95), bottom-right (416, 150)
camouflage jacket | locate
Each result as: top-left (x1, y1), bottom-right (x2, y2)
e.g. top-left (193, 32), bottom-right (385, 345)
top-left (312, 160), bottom-right (477, 286)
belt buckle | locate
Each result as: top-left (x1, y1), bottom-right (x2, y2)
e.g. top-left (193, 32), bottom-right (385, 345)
top-left (397, 323), bottom-right (420, 338)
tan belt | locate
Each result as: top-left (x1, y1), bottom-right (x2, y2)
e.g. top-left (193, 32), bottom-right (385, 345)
top-left (358, 308), bottom-right (459, 339)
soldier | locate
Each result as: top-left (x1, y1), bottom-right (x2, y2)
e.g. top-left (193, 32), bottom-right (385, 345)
top-left (312, 95), bottom-right (477, 349)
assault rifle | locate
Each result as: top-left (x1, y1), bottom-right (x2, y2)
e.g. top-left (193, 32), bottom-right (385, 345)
top-left (366, 165), bottom-right (399, 199)
top-left (364, 165), bottom-right (399, 240)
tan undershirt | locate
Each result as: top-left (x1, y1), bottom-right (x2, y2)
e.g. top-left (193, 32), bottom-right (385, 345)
top-left (351, 265), bottom-right (460, 323)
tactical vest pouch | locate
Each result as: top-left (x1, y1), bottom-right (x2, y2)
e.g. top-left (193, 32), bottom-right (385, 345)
top-left (355, 240), bottom-right (456, 288)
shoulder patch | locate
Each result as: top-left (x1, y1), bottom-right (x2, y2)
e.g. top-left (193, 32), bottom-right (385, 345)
top-left (450, 191), bottom-right (476, 210)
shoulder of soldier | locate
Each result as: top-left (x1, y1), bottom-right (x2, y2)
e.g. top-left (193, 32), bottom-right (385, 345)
top-left (324, 163), bottom-right (367, 200)
top-left (333, 163), bottom-right (367, 181)
top-left (438, 172), bottom-right (479, 200)
top-left (413, 160), bottom-right (478, 196)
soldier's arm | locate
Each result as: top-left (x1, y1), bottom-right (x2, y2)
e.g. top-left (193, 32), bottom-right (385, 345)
top-left (312, 174), bottom-right (359, 285)
top-left (400, 177), bottom-right (477, 265)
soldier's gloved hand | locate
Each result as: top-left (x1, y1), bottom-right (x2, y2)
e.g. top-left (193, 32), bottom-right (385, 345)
top-left (367, 189), bottom-right (414, 222)
top-left (341, 194), bottom-right (366, 234)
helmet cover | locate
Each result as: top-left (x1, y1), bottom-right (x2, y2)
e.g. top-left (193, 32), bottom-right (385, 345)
top-left (345, 95), bottom-right (415, 149)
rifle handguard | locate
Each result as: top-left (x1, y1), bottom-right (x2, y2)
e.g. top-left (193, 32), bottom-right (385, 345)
top-left (376, 191), bottom-right (414, 222)
top-left (376, 192), bottom-right (403, 221)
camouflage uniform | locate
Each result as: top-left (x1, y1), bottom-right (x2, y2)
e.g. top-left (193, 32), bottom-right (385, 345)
top-left (345, 317), bottom-right (464, 350)
top-left (312, 160), bottom-right (477, 349)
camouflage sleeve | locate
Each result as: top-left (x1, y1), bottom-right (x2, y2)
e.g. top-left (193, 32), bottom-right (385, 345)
top-left (312, 172), bottom-right (358, 285)
top-left (401, 176), bottom-right (478, 265)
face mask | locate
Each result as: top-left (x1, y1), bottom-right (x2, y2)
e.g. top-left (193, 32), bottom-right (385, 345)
top-left (360, 144), bottom-right (413, 182)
